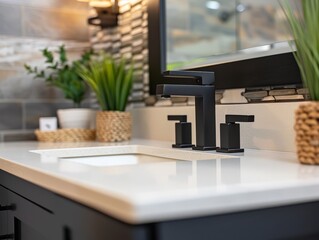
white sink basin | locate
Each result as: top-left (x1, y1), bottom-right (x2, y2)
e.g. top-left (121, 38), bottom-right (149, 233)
top-left (31, 145), bottom-right (231, 167)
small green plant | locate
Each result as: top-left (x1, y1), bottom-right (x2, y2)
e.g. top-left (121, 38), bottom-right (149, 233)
top-left (281, 0), bottom-right (319, 100)
top-left (25, 45), bottom-right (94, 107)
top-left (77, 55), bottom-right (133, 111)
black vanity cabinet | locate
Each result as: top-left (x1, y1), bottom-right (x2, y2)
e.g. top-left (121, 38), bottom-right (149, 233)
top-left (0, 186), bottom-right (10, 239)
top-left (0, 170), bottom-right (149, 240)
top-left (0, 184), bottom-right (63, 240)
top-left (3, 169), bottom-right (319, 240)
top-left (6, 186), bottom-right (63, 240)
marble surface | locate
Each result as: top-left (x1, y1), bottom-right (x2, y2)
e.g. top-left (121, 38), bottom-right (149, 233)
top-left (0, 139), bottom-right (318, 224)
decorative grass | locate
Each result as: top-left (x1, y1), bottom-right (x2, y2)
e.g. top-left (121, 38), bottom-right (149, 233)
top-left (77, 55), bottom-right (133, 111)
top-left (281, 0), bottom-right (319, 100)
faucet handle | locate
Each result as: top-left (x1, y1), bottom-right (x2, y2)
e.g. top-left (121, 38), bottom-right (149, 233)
top-left (167, 115), bottom-right (194, 148)
top-left (217, 114), bottom-right (255, 153)
top-left (168, 115), bottom-right (187, 122)
top-left (226, 115), bottom-right (255, 123)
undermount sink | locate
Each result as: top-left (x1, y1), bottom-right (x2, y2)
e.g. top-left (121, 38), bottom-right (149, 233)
top-left (31, 145), bottom-right (231, 167)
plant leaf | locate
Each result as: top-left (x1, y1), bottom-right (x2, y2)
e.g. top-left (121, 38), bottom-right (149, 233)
top-left (78, 55), bottom-right (133, 111)
top-left (281, 0), bottom-right (319, 100)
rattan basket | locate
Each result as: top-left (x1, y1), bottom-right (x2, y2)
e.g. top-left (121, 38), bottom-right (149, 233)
top-left (96, 111), bottom-right (132, 142)
top-left (295, 102), bottom-right (319, 164)
top-left (35, 129), bottom-right (96, 142)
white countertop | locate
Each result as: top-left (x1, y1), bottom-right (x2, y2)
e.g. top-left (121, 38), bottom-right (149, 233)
top-left (0, 139), bottom-right (318, 224)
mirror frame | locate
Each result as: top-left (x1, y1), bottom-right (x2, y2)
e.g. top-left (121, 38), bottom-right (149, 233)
top-left (147, 0), bottom-right (302, 95)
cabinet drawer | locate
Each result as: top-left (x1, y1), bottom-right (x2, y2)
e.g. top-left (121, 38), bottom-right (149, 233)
top-left (0, 186), bottom-right (9, 236)
top-left (5, 187), bottom-right (63, 240)
top-left (1, 171), bottom-right (150, 240)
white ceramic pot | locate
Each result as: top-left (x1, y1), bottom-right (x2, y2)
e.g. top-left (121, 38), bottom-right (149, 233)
top-left (57, 108), bottom-right (96, 129)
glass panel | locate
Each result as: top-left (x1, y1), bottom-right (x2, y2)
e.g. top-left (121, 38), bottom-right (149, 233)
top-left (238, 0), bottom-right (287, 50)
top-left (166, 0), bottom-right (290, 70)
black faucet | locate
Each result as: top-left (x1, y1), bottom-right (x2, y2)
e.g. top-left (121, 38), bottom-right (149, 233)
top-left (156, 71), bottom-right (216, 151)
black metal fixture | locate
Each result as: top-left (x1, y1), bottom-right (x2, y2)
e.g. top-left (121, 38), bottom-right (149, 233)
top-left (0, 204), bottom-right (15, 211)
top-left (147, 0), bottom-right (302, 95)
top-left (78, 0), bottom-right (119, 28)
top-left (157, 71), bottom-right (216, 151)
top-left (167, 115), bottom-right (194, 148)
top-left (0, 204), bottom-right (15, 239)
top-left (216, 115), bottom-right (255, 153)
top-left (0, 234), bottom-right (14, 239)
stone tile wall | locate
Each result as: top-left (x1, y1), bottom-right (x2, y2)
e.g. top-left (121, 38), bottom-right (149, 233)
top-left (0, 37), bottom-right (91, 134)
top-left (0, 0), bottom-right (89, 41)
top-left (0, 0), bottom-right (91, 138)
top-left (89, 0), bottom-right (149, 105)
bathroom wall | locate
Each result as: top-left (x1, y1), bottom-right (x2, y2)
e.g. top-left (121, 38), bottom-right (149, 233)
top-left (89, 0), bottom-right (149, 105)
top-left (0, 0), bottom-right (306, 147)
top-left (0, 0), bottom-right (91, 140)
top-left (131, 102), bottom-right (301, 152)
top-left (0, 0), bottom-right (89, 41)
top-left (0, 0), bottom-right (148, 140)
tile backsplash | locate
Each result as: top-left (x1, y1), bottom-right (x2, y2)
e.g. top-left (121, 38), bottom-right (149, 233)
top-left (0, 0), bottom-right (150, 138)
top-left (0, 37), bottom-right (92, 133)
top-left (0, 0), bottom-right (89, 41)
top-left (0, 0), bottom-right (91, 137)
top-left (89, 0), bottom-right (149, 105)
top-left (0, 102), bottom-right (23, 130)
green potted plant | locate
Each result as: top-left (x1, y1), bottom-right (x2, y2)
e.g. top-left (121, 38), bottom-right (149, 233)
top-left (281, 0), bottom-right (319, 164)
top-left (77, 55), bottom-right (133, 142)
top-left (25, 45), bottom-right (96, 129)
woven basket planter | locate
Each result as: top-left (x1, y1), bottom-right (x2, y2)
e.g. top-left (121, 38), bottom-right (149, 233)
top-left (35, 129), bottom-right (96, 142)
top-left (96, 111), bottom-right (132, 142)
top-left (295, 102), bottom-right (319, 164)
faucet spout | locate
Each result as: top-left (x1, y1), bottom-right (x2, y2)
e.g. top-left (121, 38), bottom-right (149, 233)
top-left (157, 84), bottom-right (212, 97)
top-left (156, 71), bottom-right (216, 151)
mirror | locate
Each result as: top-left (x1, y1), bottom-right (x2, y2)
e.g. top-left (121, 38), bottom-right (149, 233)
top-left (147, 0), bottom-right (301, 94)
top-left (165, 0), bottom-right (291, 70)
